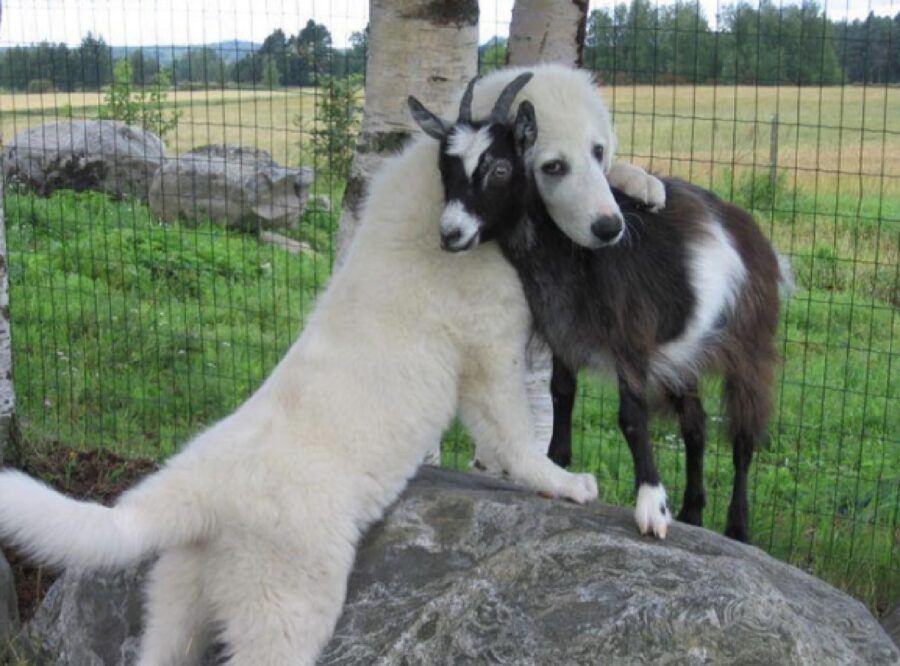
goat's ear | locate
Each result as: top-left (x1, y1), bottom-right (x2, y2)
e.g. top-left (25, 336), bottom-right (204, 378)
top-left (514, 101), bottom-right (537, 155)
top-left (407, 96), bottom-right (450, 141)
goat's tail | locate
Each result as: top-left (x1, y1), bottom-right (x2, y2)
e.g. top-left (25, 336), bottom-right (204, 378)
top-left (0, 463), bottom-right (214, 570)
top-left (775, 251), bottom-right (796, 300)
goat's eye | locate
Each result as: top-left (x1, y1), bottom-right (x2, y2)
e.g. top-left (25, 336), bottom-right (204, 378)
top-left (593, 145), bottom-right (604, 163)
top-left (541, 159), bottom-right (568, 176)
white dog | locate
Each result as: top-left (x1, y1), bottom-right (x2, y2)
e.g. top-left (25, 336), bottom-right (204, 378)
top-left (0, 67), bottom-right (661, 665)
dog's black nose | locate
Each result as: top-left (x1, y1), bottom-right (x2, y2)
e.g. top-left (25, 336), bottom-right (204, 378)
top-left (591, 215), bottom-right (623, 243)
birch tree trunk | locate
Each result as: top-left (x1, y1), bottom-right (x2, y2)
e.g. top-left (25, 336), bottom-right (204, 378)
top-left (0, 0), bottom-right (18, 462)
top-left (335, 0), bottom-right (479, 263)
top-left (508, 0), bottom-right (589, 67)
top-left (508, 0), bottom-right (589, 457)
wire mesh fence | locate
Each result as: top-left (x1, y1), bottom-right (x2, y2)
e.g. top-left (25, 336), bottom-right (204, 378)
top-left (0, 0), bottom-right (896, 615)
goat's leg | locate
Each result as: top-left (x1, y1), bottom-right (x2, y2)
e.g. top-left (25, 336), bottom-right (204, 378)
top-left (724, 430), bottom-right (754, 543)
top-left (667, 387), bottom-right (707, 527)
top-left (721, 355), bottom-right (775, 543)
top-left (547, 357), bottom-right (577, 468)
top-left (618, 375), bottom-right (671, 538)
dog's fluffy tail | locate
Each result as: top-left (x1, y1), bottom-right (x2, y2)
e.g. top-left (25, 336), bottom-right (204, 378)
top-left (0, 463), bottom-right (214, 570)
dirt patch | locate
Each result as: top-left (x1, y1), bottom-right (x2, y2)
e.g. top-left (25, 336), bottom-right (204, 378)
top-left (4, 446), bottom-right (158, 621)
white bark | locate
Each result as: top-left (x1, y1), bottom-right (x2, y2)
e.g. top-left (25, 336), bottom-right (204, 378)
top-left (335, 0), bottom-right (479, 263)
top-left (508, 0), bottom-right (589, 68)
top-left (0, 0), bottom-right (17, 462)
top-left (509, 0), bottom-right (589, 457)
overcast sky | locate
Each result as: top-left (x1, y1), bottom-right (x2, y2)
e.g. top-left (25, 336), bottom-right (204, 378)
top-left (0, 0), bottom-right (896, 49)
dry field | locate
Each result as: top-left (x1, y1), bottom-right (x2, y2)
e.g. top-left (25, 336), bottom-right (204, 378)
top-left (2, 85), bottom-right (898, 198)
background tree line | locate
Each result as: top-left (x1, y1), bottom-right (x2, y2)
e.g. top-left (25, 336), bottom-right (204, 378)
top-left (2, 2), bottom-right (898, 92)
top-left (0, 19), bottom-right (367, 92)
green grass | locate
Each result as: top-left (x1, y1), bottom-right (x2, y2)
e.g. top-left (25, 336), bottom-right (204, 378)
top-left (5, 188), bottom-right (336, 457)
top-left (4, 168), bottom-right (898, 614)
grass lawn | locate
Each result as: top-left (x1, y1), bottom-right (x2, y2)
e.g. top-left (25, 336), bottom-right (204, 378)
top-left (0, 83), bottom-right (897, 614)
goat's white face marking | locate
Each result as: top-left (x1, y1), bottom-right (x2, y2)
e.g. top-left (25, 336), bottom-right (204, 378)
top-left (440, 200), bottom-right (481, 252)
top-left (447, 126), bottom-right (494, 179)
top-left (532, 147), bottom-right (623, 249)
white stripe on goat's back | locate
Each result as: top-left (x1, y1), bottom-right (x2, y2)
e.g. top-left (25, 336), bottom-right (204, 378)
top-left (447, 126), bottom-right (493, 178)
top-left (653, 218), bottom-right (747, 384)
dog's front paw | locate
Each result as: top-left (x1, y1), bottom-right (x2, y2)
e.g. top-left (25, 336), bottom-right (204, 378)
top-left (635, 483), bottom-right (672, 539)
top-left (644, 174), bottom-right (666, 212)
top-left (608, 162), bottom-right (666, 211)
top-left (556, 471), bottom-right (598, 505)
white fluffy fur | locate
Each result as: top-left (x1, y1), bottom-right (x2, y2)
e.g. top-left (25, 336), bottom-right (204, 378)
top-left (0, 133), bottom-right (599, 665)
top-left (635, 483), bottom-right (672, 539)
top-left (464, 65), bottom-right (665, 245)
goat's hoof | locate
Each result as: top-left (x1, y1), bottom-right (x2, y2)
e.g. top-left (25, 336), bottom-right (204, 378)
top-left (724, 524), bottom-right (750, 543)
top-left (635, 483), bottom-right (672, 539)
top-left (676, 507), bottom-right (703, 527)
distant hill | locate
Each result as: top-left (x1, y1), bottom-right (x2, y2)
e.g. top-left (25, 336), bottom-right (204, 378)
top-left (110, 41), bottom-right (261, 65)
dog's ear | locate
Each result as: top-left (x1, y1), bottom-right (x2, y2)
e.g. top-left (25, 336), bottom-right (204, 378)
top-left (514, 101), bottom-right (537, 155)
top-left (407, 96), bottom-right (451, 141)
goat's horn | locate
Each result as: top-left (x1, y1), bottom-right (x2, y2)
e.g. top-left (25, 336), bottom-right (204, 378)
top-left (490, 72), bottom-right (534, 122)
top-left (458, 75), bottom-right (480, 123)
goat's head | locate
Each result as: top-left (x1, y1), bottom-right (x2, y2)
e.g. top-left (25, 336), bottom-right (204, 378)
top-left (407, 73), bottom-right (534, 252)
top-left (408, 71), bottom-right (625, 252)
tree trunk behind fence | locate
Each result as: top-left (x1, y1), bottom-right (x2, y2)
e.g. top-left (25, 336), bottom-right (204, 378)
top-left (508, 0), bottom-right (589, 455)
top-left (507, 0), bottom-right (589, 68)
top-left (335, 0), bottom-right (479, 263)
top-left (0, 0), bottom-right (17, 462)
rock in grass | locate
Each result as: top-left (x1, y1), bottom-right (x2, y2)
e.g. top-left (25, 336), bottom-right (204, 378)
top-left (2, 121), bottom-right (166, 201)
top-left (148, 144), bottom-right (314, 231)
top-left (18, 467), bottom-right (899, 665)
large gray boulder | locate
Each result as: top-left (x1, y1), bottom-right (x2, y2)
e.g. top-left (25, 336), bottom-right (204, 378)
top-left (17, 467), bottom-right (899, 665)
top-left (2, 121), bottom-right (166, 200)
top-left (148, 145), bottom-right (314, 230)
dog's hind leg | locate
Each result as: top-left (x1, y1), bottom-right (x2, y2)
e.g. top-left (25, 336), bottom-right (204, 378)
top-left (212, 535), bottom-right (355, 666)
top-left (137, 545), bottom-right (210, 666)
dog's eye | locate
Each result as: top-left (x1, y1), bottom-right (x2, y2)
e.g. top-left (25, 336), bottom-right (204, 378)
top-left (541, 159), bottom-right (568, 176)
top-left (593, 145), bottom-right (604, 163)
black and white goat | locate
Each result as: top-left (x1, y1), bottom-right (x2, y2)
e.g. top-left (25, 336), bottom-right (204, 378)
top-left (409, 71), bottom-right (790, 542)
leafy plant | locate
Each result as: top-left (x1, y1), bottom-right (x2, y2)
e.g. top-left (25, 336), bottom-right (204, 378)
top-left (99, 59), bottom-right (182, 139)
top-left (296, 75), bottom-right (362, 178)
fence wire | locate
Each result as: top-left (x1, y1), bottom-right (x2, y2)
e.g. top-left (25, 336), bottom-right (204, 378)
top-left (0, 0), bottom-right (896, 615)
